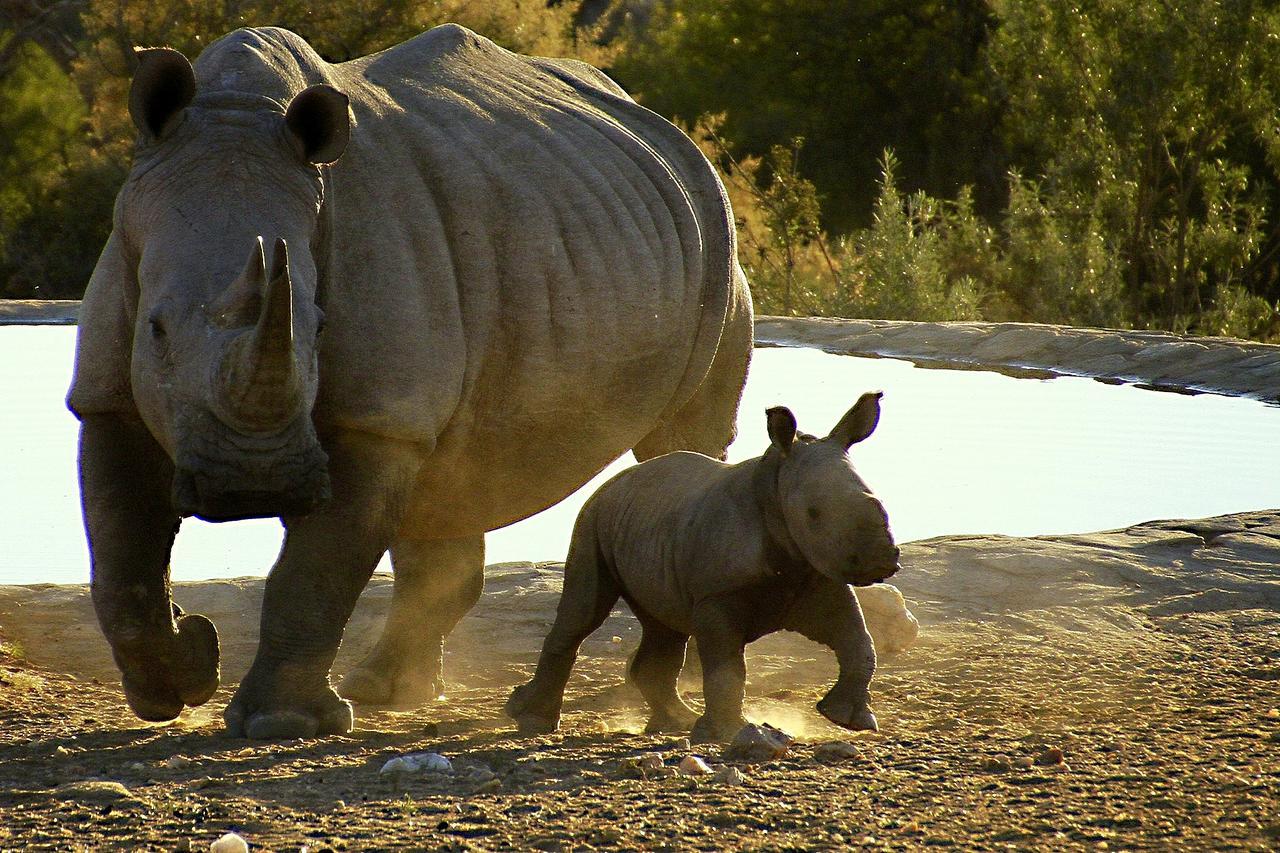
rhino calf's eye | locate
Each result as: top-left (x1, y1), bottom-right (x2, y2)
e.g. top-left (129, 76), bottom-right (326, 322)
top-left (149, 317), bottom-right (167, 342)
top-left (807, 506), bottom-right (821, 521)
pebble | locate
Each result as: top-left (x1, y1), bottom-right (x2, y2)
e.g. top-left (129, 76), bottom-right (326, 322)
top-left (55, 780), bottom-right (138, 805)
top-left (638, 754), bottom-right (664, 772)
top-left (713, 765), bottom-right (746, 786)
top-left (473, 777), bottom-right (502, 794)
top-left (723, 723), bottom-right (794, 762)
top-left (813, 741), bottom-right (859, 763)
top-left (678, 755), bottom-right (713, 776)
top-left (161, 755), bottom-right (193, 769)
top-left (1034, 747), bottom-right (1065, 766)
top-left (379, 752), bottom-right (452, 776)
top-left (674, 738), bottom-right (691, 751)
top-left (982, 755), bottom-right (1014, 773)
top-left (610, 636), bottom-right (623, 644)
top-left (1014, 757), bottom-right (1035, 769)
top-left (209, 832), bottom-right (249, 853)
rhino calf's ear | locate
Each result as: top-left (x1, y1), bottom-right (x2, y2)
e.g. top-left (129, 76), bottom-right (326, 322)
top-left (129, 47), bottom-right (196, 140)
top-left (286, 84), bottom-right (351, 165)
top-left (766, 406), bottom-right (798, 455)
top-left (829, 391), bottom-right (883, 449)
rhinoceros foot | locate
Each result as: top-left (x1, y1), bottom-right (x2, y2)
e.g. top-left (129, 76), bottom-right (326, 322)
top-left (224, 679), bottom-right (354, 739)
top-left (119, 613), bottom-right (221, 722)
top-left (504, 683), bottom-right (562, 735)
top-left (337, 655), bottom-right (445, 708)
top-left (816, 693), bottom-right (879, 733)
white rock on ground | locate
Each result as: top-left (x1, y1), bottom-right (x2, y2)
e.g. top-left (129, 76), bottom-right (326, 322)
top-left (209, 833), bottom-right (249, 853)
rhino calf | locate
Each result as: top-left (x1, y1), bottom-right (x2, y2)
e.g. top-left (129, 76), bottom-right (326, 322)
top-left (506, 392), bottom-right (901, 742)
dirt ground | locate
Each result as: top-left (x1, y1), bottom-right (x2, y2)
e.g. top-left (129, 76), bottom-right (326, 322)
top-left (1, 606), bottom-right (1277, 852)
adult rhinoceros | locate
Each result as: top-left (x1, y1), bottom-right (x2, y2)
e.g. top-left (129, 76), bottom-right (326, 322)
top-left (68, 24), bottom-right (752, 739)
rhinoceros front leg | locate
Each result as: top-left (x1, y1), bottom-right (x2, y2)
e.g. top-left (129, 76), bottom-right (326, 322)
top-left (783, 577), bottom-right (879, 732)
top-left (338, 535), bottom-right (485, 706)
top-left (224, 431), bottom-right (420, 739)
top-left (80, 413), bottom-right (220, 721)
top-left (690, 598), bottom-right (751, 743)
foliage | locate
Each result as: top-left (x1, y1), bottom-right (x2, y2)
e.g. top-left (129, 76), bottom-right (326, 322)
top-left (613, 0), bottom-right (1003, 232)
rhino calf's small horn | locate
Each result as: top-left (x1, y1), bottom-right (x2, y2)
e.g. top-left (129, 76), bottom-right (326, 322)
top-left (215, 237), bottom-right (303, 432)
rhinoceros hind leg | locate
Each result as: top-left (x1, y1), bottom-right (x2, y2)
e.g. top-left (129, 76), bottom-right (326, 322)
top-left (339, 535), bottom-right (484, 707)
top-left (628, 616), bottom-right (697, 733)
top-left (633, 278), bottom-right (751, 463)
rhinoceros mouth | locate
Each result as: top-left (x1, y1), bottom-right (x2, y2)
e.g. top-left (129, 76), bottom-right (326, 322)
top-left (173, 463), bottom-right (331, 521)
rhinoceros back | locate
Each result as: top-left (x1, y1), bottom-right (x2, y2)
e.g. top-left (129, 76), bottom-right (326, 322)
top-left (309, 26), bottom-right (738, 533)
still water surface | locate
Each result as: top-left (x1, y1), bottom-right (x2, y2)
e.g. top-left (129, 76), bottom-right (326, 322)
top-left (3, 326), bottom-right (1278, 584)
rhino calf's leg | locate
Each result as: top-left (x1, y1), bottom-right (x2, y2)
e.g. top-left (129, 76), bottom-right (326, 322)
top-left (225, 431), bottom-right (421, 739)
top-left (627, 615), bottom-right (697, 733)
top-left (784, 577), bottom-right (879, 732)
top-left (690, 599), bottom-right (750, 743)
top-left (80, 414), bottom-right (220, 722)
top-left (339, 535), bottom-right (484, 707)
top-left (506, 527), bottom-right (620, 735)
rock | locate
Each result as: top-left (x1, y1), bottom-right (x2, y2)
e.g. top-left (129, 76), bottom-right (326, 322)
top-left (209, 832), bottom-right (249, 853)
top-left (674, 738), bottom-right (691, 751)
top-left (637, 754), bottom-right (664, 772)
top-left (610, 636), bottom-right (622, 644)
top-left (379, 752), bottom-right (452, 776)
top-left (55, 780), bottom-right (139, 805)
top-left (713, 765), bottom-right (746, 786)
top-left (473, 777), bottom-right (502, 794)
top-left (161, 755), bottom-right (193, 769)
top-left (723, 723), bottom-right (794, 762)
top-left (1034, 747), bottom-right (1065, 766)
top-left (1014, 756), bottom-right (1034, 769)
top-left (678, 755), bottom-right (713, 776)
top-left (982, 755), bottom-right (1014, 773)
top-left (813, 741), bottom-right (859, 764)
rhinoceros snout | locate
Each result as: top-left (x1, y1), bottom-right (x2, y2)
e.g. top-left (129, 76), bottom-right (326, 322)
top-left (846, 546), bottom-right (901, 587)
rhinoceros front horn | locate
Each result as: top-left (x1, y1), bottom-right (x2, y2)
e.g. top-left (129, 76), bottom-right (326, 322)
top-left (216, 238), bottom-right (303, 432)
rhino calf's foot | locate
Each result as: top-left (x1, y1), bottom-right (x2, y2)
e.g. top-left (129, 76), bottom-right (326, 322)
top-left (690, 713), bottom-right (749, 744)
top-left (119, 612), bottom-right (221, 722)
top-left (643, 705), bottom-right (700, 734)
top-left (816, 691), bottom-right (879, 733)
top-left (224, 681), bottom-right (354, 739)
top-left (504, 682), bottom-right (562, 735)
top-left (338, 655), bottom-right (445, 708)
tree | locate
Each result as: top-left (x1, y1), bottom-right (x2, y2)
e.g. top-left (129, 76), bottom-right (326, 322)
top-left (613, 0), bottom-right (1004, 232)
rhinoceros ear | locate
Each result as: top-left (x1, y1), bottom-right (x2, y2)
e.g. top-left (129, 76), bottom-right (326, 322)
top-left (129, 47), bottom-right (196, 140)
top-left (766, 406), bottom-right (798, 456)
top-left (285, 84), bottom-right (350, 165)
top-left (829, 391), bottom-right (883, 450)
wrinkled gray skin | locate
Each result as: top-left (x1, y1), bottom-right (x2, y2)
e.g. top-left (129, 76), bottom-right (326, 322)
top-left (506, 393), bottom-right (900, 742)
top-left (68, 24), bottom-right (752, 739)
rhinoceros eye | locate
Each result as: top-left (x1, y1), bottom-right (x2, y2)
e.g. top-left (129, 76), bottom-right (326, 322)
top-left (148, 316), bottom-right (167, 343)
top-left (807, 505), bottom-right (821, 522)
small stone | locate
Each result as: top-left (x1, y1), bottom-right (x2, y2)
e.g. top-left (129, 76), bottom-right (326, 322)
top-left (380, 752), bottom-right (452, 776)
top-left (209, 832), bottom-right (249, 853)
top-left (713, 765), bottom-right (745, 786)
top-left (650, 766), bottom-right (679, 779)
top-left (723, 723), bottom-right (794, 762)
top-left (813, 741), bottom-right (859, 764)
top-left (56, 780), bottom-right (138, 805)
top-left (982, 755), bottom-right (1014, 773)
top-left (674, 738), bottom-right (691, 751)
top-left (474, 777), bottom-right (502, 794)
top-left (610, 636), bottom-right (623, 644)
top-left (678, 755), bottom-right (713, 776)
top-left (1266, 708), bottom-right (1280, 719)
top-left (1034, 747), bottom-right (1065, 766)
top-left (638, 754), bottom-right (664, 772)
top-left (161, 755), bottom-right (193, 769)
top-left (54, 746), bottom-right (71, 757)
top-left (1014, 757), bottom-right (1034, 769)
